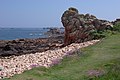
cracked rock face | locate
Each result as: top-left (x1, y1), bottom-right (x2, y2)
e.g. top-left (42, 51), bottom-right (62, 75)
top-left (61, 7), bottom-right (113, 46)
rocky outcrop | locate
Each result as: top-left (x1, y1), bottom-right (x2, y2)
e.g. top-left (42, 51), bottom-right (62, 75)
top-left (0, 37), bottom-right (63, 57)
top-left (44, 28), bottom-right (64, 38)
top-left (45, 28), bottom-right (61, 35)
top-left (61, 7), bottom-right (113, 46)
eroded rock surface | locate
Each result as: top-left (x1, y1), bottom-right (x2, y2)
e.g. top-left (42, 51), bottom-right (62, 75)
top-left (0, 37), bottom-right (63, 57)
top-left (61, 7), bottom-right (113, 46)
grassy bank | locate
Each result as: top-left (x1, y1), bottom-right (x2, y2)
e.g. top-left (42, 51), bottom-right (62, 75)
top-left (3, 33), bottom-right (120, 80)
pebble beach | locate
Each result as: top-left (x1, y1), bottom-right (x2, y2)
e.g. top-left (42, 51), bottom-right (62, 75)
top-left (0, 40), bottom-right (100, 79)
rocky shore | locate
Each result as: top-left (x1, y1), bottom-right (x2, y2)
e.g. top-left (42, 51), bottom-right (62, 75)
top-left (0, 7), bottom-right (114, 79)
top-left (0, 40), bottom-right (99, 79)
top-left (0, 36), bottom-right (64, 57)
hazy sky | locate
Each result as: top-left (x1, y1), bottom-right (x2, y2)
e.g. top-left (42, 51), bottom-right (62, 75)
top-left (0, 0), bottom-right (120, 28)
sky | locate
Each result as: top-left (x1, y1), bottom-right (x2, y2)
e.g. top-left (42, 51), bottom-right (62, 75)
top-left (0, 0), bottom-right (120, 28)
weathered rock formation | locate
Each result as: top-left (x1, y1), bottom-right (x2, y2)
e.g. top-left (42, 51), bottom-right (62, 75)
top-left (61, 7), bottom-right (113, 46)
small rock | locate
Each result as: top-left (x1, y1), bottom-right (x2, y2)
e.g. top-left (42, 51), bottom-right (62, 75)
top-left (0, 66), bottom-right (4, 71)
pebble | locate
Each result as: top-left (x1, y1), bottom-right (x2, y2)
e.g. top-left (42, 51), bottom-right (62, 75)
top-left (0, 40), bottom-right (99, 79)
top-left (0, 66), bottom-right (4, 71)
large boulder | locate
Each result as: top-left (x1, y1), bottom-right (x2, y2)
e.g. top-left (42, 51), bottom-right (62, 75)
top-left (61, 7), bottom-right (113, 46)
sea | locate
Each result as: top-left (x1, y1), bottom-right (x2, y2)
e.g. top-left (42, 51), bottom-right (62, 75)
top-left (0, 28), bottom-right (52, 40)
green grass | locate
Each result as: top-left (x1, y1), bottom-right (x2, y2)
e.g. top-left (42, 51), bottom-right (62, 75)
top-left (3, 33), bottom-right (120, 80)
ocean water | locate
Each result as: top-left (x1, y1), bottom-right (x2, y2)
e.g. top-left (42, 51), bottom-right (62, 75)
top-left (0, 28), bottom-right (49, 40)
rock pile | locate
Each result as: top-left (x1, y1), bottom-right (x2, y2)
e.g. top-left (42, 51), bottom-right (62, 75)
top-left (61, 7), bottom-right (113, 46)
top-left (0, 40), bottom-right (99, 79)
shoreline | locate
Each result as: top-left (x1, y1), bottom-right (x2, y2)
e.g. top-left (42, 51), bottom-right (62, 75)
top-left (0, 36), bottom-right (64, 57)
top-left (0, 40), bottom-right (100, 79)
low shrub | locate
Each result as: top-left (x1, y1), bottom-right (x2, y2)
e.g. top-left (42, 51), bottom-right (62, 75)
top-left (90, 30), bottom-right (106, 39)
top-left (113, 23), bottom-right (120, 32)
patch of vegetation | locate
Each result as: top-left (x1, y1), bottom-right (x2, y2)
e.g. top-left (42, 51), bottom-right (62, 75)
top-left (113, 23), bottom-right (120, 32)
top-left (84, 59), bottom-right (120, 80)
top-left (89, 23), bottom-right (120, 40)
top-left (90, 30), bottom-right (106, 39)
